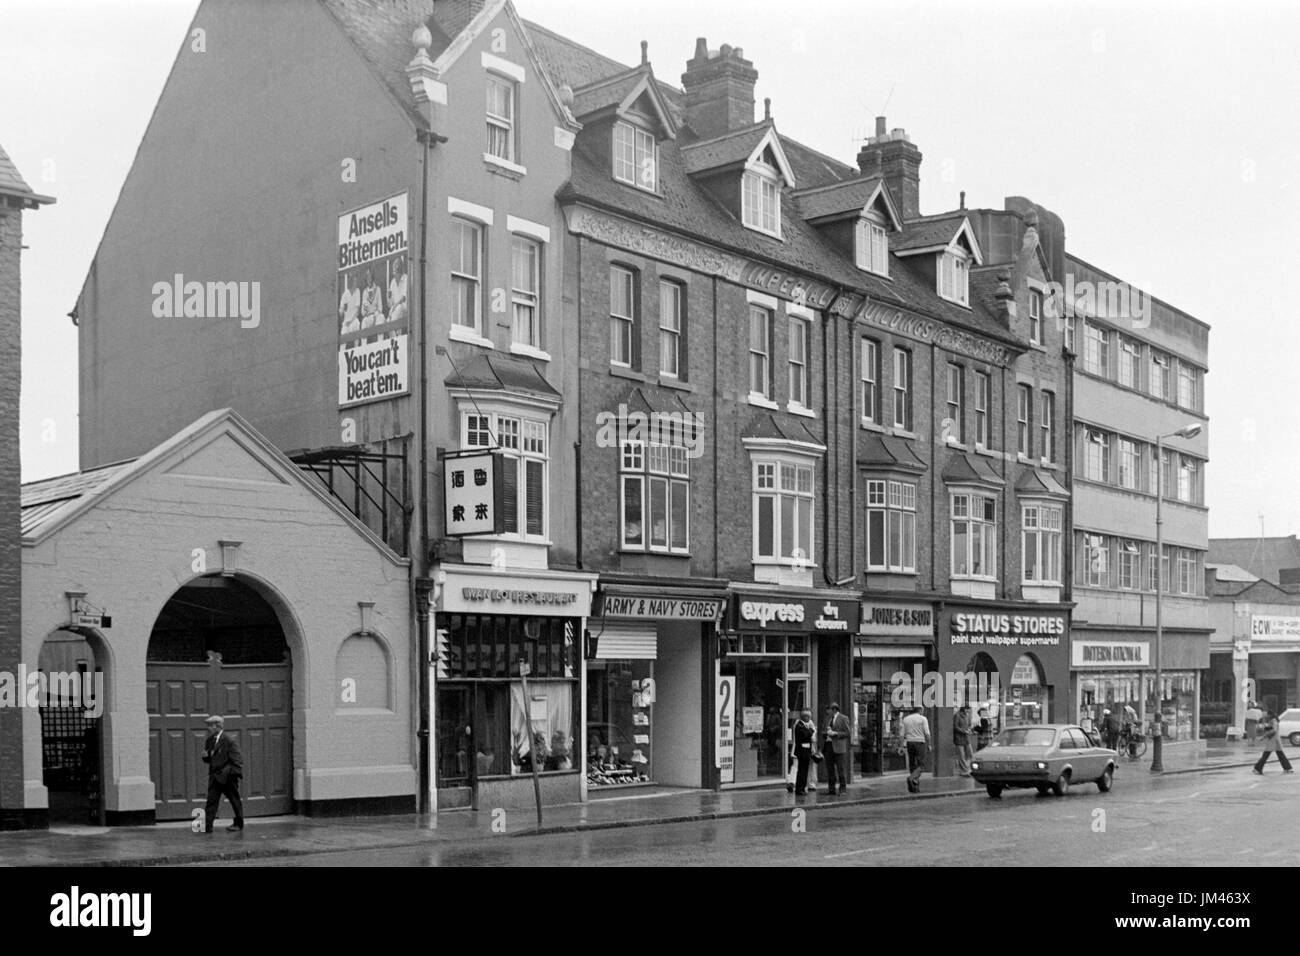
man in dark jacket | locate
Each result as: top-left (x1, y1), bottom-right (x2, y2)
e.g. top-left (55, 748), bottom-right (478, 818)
top-left (791, 709), bottom-right (816, 795)
top-left (822, 703), bottom-right (852, 795)
top-left (202, 715), bottom-right (244, 833)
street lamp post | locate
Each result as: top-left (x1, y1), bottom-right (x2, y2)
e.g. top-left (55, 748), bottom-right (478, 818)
top-left (1151, 422), bottom-right (1202, 773)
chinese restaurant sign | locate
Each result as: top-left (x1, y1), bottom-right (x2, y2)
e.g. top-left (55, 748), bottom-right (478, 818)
top-left (444, 452), bottom-right (503, 536)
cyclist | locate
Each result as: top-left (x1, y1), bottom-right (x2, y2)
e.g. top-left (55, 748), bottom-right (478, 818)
top-left (1101, 708), bottom-right (1120, 750)
top-left (1122, 704), bottom-right (1140, 756)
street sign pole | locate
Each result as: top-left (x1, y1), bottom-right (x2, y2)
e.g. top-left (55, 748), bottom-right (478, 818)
top-left (519, 659), bottom-right (543, 829)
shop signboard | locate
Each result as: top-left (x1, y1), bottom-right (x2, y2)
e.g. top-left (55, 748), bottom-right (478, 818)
top-left (443, 452), bottom-right (504, 536)
top-left (337, 192), bottom-right (411, 408)
top-left (440, 570), bottom-right (595, 617)
top-left (1071, 641), bottom-right (1151, 668)
top-left (717, 676), bottom-right (736, 783)
top-left (599, 593), bottom-right (724, 621)
top-left (1250, 615), bottom-right (1300, 641)
top-left (733, 595), bottom-right (860, 634)
top-left (948, 612), bottom-right (1066, 648)
top-left (859, 603), bottom-right (933, 637)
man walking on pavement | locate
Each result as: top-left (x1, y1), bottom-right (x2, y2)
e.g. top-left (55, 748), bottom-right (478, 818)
top-left (952, 705), bottom-right (973, 776)
top-left (902, 705), bottom-right (931, 793)
top-left (822, 703), bottom-right (852, 795)
top-left (201, 714), bottom-right (245, 833)
top-left (1252, 709), bottom-right (1295, 775)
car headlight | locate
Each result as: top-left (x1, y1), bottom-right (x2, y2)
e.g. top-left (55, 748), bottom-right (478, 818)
top-left (970, 761), bottom-right (980, 771)
top-left (1036, 762), bottom-right (1047, 770)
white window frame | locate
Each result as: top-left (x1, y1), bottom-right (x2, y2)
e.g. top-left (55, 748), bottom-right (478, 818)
top-left (938, 251), bottom-right (970, 306)
top-left (867, 479), bottom-right (917, 573)
top-left (974, 371), bottom-right (991, 449)
top-left (621, 440), bottom-right (690, 554)
top-left (947, 364), bottom-right (965, 444)
top-left (460, 408), bottom-right (549, 542)
top-left (1118, 437), bottom-right (1140, 490)
top-left (1118, 539), bottom-right (1140, 590)
top-left (1084, 428), bottom-right (1110, 482)
top-left (893, 347), bottom-right (912, 430)
top-left (753, 457), bottom-right (816, 566)
top-left (610, 265), bottom-right (636, 368)
top-left (1029, 291), bottom-right (1043, 344)
top-left (1149, 350), bottom-right (1171, 400)
top-left (1083, 322), bottom-right (1109, 377)
top-left (1177, 360), bottom-right (1198, 410)
top-left (749, 305), bottom-right (772, 399)
top-left (613, 120), bottom-right (657, 192)
top-left (1017, 385), bottom-right (1032, 458)
top-left (788, 314), bottom-right (809, 409)
top-left (1040, 391), bottom-right (1055, 464)
top-left (659, 279), bottom-right (683, 379)
top-left (1021, 503), bottom-right (1062, 585)
top-left (1083, 533), bottom-right (1110, 588)
top-left (486, 75), bottom-right (516, 164)
top-left (742, 163), bottom-right (782, 238)
top-left (451, 216), bottom-right (484, 335)
top-left (510, 234), bottom-right (540, 349)
top-left (1118, 335), bottom-right (1140, 388)
top-left (951, 491), bottom-right (998, 582)
top-left (861, 338), bottom-right (880, 424)
top-left (855, 217), bottom-right (889, 276)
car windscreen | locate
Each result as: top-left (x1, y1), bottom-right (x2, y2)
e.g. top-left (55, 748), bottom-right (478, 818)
top-left (989, 728), bottom-right (1056, 748)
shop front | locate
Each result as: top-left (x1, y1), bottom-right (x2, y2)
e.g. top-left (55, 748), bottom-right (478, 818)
top-left (433, 565), bottom-right (597, 810)
top-left (1071, 627), bottom-right (1209, 742)
top-left (854, 599), bottom-right (936, 776)
top-left (935, 604), bottom-right (1071, 775)
top-left (717, 590), bottom-right (859, 788)
top-left (587, 580), bottom-right (726, 791)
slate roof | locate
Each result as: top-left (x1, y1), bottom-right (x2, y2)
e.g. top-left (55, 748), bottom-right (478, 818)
top-left (0, 141), bottom-right (55, 205)
top-left (1205, 563), bottom-right (1260, 584)
top-left (1208, 537), bottom-right (1300, 586)
top-left (742, 412), bottom-right (822, 446)
top-left (1015, 469), bottom-right (1069, 497)
top-left (681, 123), bottom-right (772, 175)
top-left (893, 212), bottom-right (969, 253)
top-left (792, 176), bottom-right (884, 222)
top-left (21, 462), bottom-right (135, 535)
top-left (970, 267), bottom-right (1008, 316)
top-left (570, 69), bottom-right (647, 119)
top-left (858, 434), bottom-right (927, 473)
top-left (443, 352), bottom-right (560, 396)
top-left (941, 452), bottom-right (1004, 486)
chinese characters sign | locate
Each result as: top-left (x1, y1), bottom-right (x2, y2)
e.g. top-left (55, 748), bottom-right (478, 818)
top-left (444, 452), bottom-right (503, 536)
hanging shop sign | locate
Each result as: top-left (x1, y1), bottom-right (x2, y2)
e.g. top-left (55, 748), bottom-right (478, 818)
top-left (732, 595), bottom-right (860, 634)
top-left (716, 676), bottom-right (736, 783)
top-left (443, 451), bottom-right (505, 536)
top-left (337, 191), bottom-right (411, 408)
top-left (1071, 641), bottom-right (1150, 668)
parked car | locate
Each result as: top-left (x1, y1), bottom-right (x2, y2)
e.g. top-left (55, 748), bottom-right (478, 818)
top-left (1277, 709), bottom-right (1300, 747)
top-left (970, 724), bottom-right (1117, 798)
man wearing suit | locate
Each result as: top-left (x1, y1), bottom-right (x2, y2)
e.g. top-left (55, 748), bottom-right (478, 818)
top-left (791, 708), bottom-right (817, 796)
top-left (201, 714), bottom-right (244, 833)
top-left (822, 703), bottom-right (852, 795)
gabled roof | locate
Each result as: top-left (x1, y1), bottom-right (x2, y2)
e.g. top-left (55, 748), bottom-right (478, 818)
top-left (858, 434), bottom-right (927, 473)
top-left (0, 142), bottom-right (55, 206)
top-left (894, 212), bottom-right (983, 264)
top-left (793, 175), bottom-right (901, 229)
top-left (443, 351), bottom-right (560, 397)
top-left (21, 409), bottom-right (405, 563)
top-left (1206, 563), bottom-right (1260, 584)
top-left (1208, 536), bottom-right (1300, 586)
top-left (571, 66), bottom-right (676, 138)
top-left (681, 122), bottom-right (795, 185)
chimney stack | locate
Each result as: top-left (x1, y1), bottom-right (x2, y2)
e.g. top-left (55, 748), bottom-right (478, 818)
top-left (681, 38), bottom-right (759, 139)
top-left (857, 115), bottom-right (923, 220)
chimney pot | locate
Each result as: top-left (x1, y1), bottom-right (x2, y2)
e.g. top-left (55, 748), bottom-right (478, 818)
top-left (682, 36), bottom-right (758, 137)
top-left (641, 40), bottom-right (648, 65)
top-left (960, 190), bottom-right (966, 209)
top-left (875, 116), bottom-right (887, 137)
top-left (764, 97), bottom-right (771, 121)
top-left (695, 37), bottom-right (709, 58)
top-left (720, 43), bottom-right (733, 57)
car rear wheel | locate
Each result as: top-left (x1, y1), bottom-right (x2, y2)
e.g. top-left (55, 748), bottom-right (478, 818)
top-left (1052, 771), bottom-right (1070, 796)
top-left (1289, 732), bottom-right (1300, 747)
top-left (986, 783), bottom-right (1004, 799)
top-left (1096, 766), bottom-right (1113, 793)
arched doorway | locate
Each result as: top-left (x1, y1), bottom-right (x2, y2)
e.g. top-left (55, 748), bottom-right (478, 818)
top-left (146, 575), bottom-right (293, 821)
top-left (39, 629), bottom-right (106, 826)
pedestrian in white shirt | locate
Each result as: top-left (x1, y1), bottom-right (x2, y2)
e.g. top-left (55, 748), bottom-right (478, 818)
top-left (902, 706), bottom-right (931, 793)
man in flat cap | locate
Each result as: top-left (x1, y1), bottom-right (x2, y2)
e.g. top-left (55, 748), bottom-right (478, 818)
top-left (201, 715), bottom-right (244, 833)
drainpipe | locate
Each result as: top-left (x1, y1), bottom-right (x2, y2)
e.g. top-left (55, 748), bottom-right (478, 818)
top-left (824, 292), bottom-right (855, 588)
top-left (575, 236), bottom-right (584, 571)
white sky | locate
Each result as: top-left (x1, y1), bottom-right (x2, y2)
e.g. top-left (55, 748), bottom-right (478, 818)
top-left (4, 0), bottom-right (1297, 538)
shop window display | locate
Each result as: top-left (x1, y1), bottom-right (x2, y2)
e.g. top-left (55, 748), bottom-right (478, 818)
top-left (586, 660), bottom-right (654, 786)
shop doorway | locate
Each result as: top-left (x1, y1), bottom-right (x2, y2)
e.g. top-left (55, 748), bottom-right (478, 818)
top-left (38, 630), bottom-right (105, 826)
top-left (145, 576), bottom-right (293, 822)
top-left (853, 682), bottom-right (909, 775)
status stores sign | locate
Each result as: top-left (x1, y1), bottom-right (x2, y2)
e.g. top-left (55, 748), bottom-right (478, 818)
top-left (338, 192), bottom-right (411, 407)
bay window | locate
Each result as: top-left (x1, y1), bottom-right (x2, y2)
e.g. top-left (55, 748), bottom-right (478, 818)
top-left (754, 460), bottom-right (814, 564)
top-left (621, 441), bottom-right (689, 553)
top-left (952, 492), bottom-right (997, 579)
top-left (463, 411), bottom-right (548, 539)
top-left (867, 479), bottom-right (916, 573)
top-left (1022, 503), bottom-right (1062, 585)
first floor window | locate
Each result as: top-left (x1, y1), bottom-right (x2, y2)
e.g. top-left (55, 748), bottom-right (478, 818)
top-left (621, 441), bottom-right (689, 553)
top-left (511, 235), bottom-right (540, 348)
top-left (866, 479), bottom-right (917, 573)
top-left (750, 306), bottom-right (772, 397)
top-left (1119, 539), bottom-right (1140, 589)
top-left (451, 217), bottom-right (482, 330)
top-left (789, 315), bottom-right (809, 407)
top-left (861, 338), bottom-right (880, 423)
top-left (952, 492), bottom-right (997, 579)
top-left (1022, 504), bottom-right (1062, 585)
top-left (1017, 385), bottom-right (1032, 457)
top-left (659, 280), bottom-right (683, 378)
top-left (893, 347), bottom-right (912, 430)
top-left (462, 412), bottom-right (547, 538)
top-left (610, 265), bottom-right (636, 367)
top-left (1084, 533), bottom-right (1109, 588)
top-left (755, 460), bottom-right (814, 564)
top-left (974, 371), bottom-right (991, 448)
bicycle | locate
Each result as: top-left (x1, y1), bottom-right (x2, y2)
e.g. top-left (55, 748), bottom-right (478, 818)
top-left (1116, 727), bottom-right (1148, 759)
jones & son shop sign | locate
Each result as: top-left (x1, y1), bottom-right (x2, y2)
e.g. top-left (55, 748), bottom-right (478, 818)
top-left (733, 596), bottom-right (860, 633)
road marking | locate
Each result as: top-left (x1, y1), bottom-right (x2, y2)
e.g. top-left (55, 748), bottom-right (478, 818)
top-left (825, 845), bottom-right (894, 859)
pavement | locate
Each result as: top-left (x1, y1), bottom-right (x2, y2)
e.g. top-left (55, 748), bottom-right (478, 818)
top-left (0, 740), bottom-right (1263, 866)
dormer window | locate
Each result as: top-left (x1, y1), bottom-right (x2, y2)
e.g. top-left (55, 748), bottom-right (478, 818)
top-left (856, 217), bottom-right (889, 276)
top-left (742, 161), bottom-right (781, 237)
top-left (614, 120), bottom-right (657, 192)
top-left (939, 251), bottom-right (969, 306)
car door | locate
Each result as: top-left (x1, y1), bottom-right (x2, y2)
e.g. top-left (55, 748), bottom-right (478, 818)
top-left (1068, 727), bottom-right (1102, 777)
top-left (1051, 727), bottom-right (1073, 774)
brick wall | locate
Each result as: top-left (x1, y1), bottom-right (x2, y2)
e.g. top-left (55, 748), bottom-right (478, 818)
top-left (0, 207), bottom-right (24, 817)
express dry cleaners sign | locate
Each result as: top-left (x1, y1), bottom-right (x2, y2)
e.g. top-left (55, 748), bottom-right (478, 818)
top-left (733, 596), bottom-right (860, 633)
